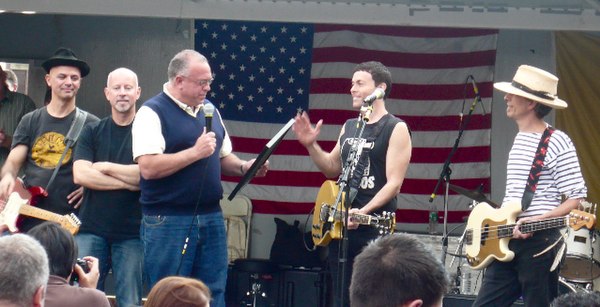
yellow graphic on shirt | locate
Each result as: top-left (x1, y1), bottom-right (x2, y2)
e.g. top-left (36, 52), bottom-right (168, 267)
top-left (31, 132), bottom-right (71, 169)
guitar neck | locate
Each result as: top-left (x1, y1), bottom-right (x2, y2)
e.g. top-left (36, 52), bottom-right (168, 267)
top-left (19, 204), bottom-right (65, 224)
top-left (498, 216), bottom-right (567, 238)
top-left (334, 210), bottom-right (372, 225)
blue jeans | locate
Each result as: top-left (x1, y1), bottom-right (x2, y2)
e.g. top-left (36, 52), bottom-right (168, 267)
top-left (76, 233), bottom-right (143, 307)
top-left (141, 211), bottom-right (227, 307)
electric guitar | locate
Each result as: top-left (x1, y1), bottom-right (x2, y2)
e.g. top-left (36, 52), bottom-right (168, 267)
top-left (311, 180), bottom-right (396, 247)
top-left (464, 201), bottom-right (596, 270)
top-left (0, 179), bottom-right (81, 235)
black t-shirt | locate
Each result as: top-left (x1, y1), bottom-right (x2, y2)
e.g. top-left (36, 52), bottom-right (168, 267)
top-left (73, 117), bottom-right (141, 240)
top-left (12, 107), bottom-right (99, 232)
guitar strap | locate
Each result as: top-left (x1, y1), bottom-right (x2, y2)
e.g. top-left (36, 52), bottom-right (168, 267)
top-left (45, 108), bottom-right (88, 191)
top-left (521, 126), bottom-right (555, 212)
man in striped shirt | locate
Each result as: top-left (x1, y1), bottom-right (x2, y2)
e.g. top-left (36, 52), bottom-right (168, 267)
top-left (473, 65), bottom-right (587, 307)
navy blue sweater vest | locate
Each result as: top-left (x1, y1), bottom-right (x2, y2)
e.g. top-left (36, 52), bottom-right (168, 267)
top-left (140, 93), bottom-right (224, 215)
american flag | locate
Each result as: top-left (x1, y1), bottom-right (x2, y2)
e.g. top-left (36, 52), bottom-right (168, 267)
top-left (195, 20), bottom-right (497, 227)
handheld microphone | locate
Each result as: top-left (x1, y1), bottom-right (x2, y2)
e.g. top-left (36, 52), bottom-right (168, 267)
top-left (203, 103), bottom-right (215, 132)
top-left (363, 88), bottom-right (385, 105)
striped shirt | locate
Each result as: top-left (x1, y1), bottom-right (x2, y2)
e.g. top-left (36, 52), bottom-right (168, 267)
top-left (503, 127), bottom-right (587, 218)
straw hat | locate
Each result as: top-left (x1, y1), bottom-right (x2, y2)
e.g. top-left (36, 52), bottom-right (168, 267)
top-left (494, 65), bottom-right (567, 109)
top-left (41, 47), bottom-right (90, 77)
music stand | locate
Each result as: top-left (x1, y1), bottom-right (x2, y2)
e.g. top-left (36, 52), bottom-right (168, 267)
top-left (228, 118), bottom-right (295, 201)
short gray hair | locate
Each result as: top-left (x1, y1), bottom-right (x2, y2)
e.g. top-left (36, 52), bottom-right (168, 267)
top-left (167, 49), bottom-right (208, 81)
top-left (0, 234), bottom-right (49, 305)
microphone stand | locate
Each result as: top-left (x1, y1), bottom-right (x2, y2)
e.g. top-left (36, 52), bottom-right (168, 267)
top-left (429, 93), bottom-right (480, 266)
top-left (334, 103), bottom-right (371, 307)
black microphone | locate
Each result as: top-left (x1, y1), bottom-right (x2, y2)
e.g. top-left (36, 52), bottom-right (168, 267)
top-left (203, 103), bottom-right (215, 132)
top-left (363, 88), bottom-right (385, 104)
top-left (469, 76), bottom-right (486, 115)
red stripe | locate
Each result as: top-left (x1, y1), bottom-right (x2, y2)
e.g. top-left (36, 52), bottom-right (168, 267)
top-left (310, 79), bottom-right (494, 100)
top-left (250, 199), bottom-right (472, 224)
top-left (314, 24), bottom-right (498, 38)
top-left (312, 48), bottom-right (496, 70)
top-left (229, 137), bottom-right (490, 164)
top-left (222, 174), bottom-right (491, 194)
top-left (303, 110), bottom-right (491, 130)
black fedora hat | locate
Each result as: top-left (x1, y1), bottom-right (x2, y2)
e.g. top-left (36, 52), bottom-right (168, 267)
top-left (41, 47), bottom-right (90, 77)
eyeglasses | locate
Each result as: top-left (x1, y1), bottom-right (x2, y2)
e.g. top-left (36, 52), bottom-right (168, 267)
top-left (181, 75), bottom-right (215, 87)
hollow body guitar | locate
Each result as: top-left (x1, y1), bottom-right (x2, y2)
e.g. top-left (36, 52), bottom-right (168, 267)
top-left (311, 180), bottom-right (396, 247)
top-left (464, 201), bottom-right (596, 270)
top-left (0, 179), bottom-right (80, 235)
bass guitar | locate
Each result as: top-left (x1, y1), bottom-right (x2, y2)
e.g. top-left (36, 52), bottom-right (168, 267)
top-left (464, 201), bottom-right (596, 270)
top-left (311, 180), bottom-right (396, 247)
top-left (0, 179), bottom-right (80, 235)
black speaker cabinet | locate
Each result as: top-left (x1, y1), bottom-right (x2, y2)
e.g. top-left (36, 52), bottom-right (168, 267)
top-left (226, 262), bottom-right (281, 307)
top-left (443, 294), bottom-right (524, 307)
top-left (279, 268), bottom-right (329, 307)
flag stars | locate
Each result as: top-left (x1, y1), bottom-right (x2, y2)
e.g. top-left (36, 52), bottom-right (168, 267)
top-left (279, 46), bottom-right (287, 53)
top-left (247, 95), bottom-right (254, 101)
top-left (270, 36), bottom-right (277, 43)
top-left (281, 27), bottom-right (288, 33)
top-left (277, 87), bottom-right (284, 94)
top-left (229, 73), bottom-right (236, 80)
top-left (210, 52), bottom-right (217, 59)
top-left (257, 105), bottom-right (263, 112)
top-left (287, 96), bottom-right (294, 103)
top-left (241, 25), bottom-right (247, 31)
top-left (299, 47), bottom-right (307, 54)
top-left (240, 45), bottom-right (247, 52)
top-left (221, 43), bottom-right (227, 50)
top-left (219, 102), bottom-right (226, 109)
top-left (259, 66), bottom-right (266, 73)
top-left (219, 84), bottom-right (226, 90)
top-left (297, 107), bottom-right (303, 114)
top-left (290, 36), bottom-right (297, 43)
top-left (237, 85), bottom-right (245, 92)
top-left (221, 24), bottom-right (228, 31)
top-left (239, 64), bottom-right (246, 72)
top-left (250, 34), bottom-right (257, 42)
top-left (228, 93), bottom-right (235, 100)
top-left (261, 26), bottom-right (267, 33)
top-left (268, 76), bottom-right (275, 83)
top-left (202, 22), bottom-right (209, 29)
top-left (269, 56), bottom-right (276, 63)
top-left (297, 88), bottom-right (304, 95)
top-left (279, 67), bottom-right (286, 74)
top-left (276, 106), bottom-right (283, 113)
top-left (250, 55), bottom-right (257, 61)
top-left (210, 92), bottom-right (216, 98)
top-left (257, 86), bottom-right (264, 94)
top-left (248, 75), bottom-right (255, 82)
top-left (230, 54), bottom-right (238, 60)
top-left (289, 56), bottom-right (297, 63)
top-left (259, 47), bottom-right (266, 53)
top-left (211, 32), bottom-right (218, 39)
top-left (219, 63), bottom-right (226, 70)
top-left (230, 33), bottom-right (238, 40)
top-left (237, 103), bottom-right (244, 111)
top-left (201, 41), bottom-right (208, 48)
top-left (299, 68), bottom-right (305, 74)
top-left (267, 96), bottom-right (274, 103)
top-left (288, 76), bottom-right (295, 83)
top-left (301, 27), bottom-right (307, 33)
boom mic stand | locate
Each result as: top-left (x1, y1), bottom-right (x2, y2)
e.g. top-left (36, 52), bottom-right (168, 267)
top-left (429, 80), bottom-right (481, 267)
top-left (333, 103), bottom-right (371, 307)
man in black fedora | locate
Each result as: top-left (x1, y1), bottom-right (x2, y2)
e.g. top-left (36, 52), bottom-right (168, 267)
top-left (0, 47), bottom-right (99, 233)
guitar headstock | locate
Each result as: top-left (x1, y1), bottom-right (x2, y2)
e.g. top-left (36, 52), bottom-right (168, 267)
top-left (374, 211), bottom-right (396, 235)
top-left (60, 213), bottom-right (81, 235)
top-left (568, 209), bottom-right (596, 231)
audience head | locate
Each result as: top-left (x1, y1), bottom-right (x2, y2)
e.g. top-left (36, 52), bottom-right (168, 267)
top-left (0, 65), bottom-right (7, 92)
top-left (145, 276), bottom-right (211, 307)
top-left (41, 47), bottom-right (90, 78)
top-left (551, 291), bottom-right (600, 307)
top-left (5, 69), bottom-right (18, 92)
top-left (350, 233), bottom-right (449, 307)
top-left (27, 221), bottom-right (79, 279)
top-left (0, 234), bottom-right (49, 307)
top-left (353, 61), bottom-right (392, 99)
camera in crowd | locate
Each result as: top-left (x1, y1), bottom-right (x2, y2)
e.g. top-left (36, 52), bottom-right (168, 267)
top-left (71, 258), bottom-right (90, 284)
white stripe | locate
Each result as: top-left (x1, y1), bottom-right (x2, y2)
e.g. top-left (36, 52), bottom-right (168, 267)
top-left (313, 30), bottom-right (497, 53)
top-left (407, 162), bottom-right (490, 180)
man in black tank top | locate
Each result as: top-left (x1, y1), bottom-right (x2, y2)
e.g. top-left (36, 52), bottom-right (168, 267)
top-left (293, 61), bottom-right (414, 307)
